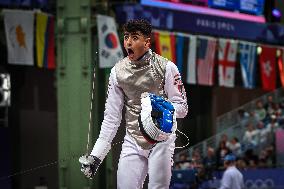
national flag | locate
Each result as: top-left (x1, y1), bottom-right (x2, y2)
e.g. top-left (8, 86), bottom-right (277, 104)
top-left (197, 36), bottom-right (217, 86)
top-left (186, 34), bottom-right (197, 85)
top-left (175, 33), bottom-right (197, 84)
top-left (36, 13), bottom-right (48, 68)
top-left (45, 16), bottom-right (55, 69)
top-left (278, 48), bottom-right (284, 87)
top-left (176, 34), bottom-right (185, 75)
top-left (36, 13), bottom-right (56, 69)
top-left (97, 15), bottom-right (124, 68)
top-left (259, 45), bottom-right (277, 91)
top-left (3, 9), bottom-right (34, 66)
top-left (154, 31), bottom-right (176, 63)
top-left (36, 12), bottom-right (48, 68)
top-left (239, 41), bottom-right (257, 89)
top-left (218, 39), bottom-right (238, 87)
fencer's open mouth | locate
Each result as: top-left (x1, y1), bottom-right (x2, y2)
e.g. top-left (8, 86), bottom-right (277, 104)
top-left (127, 48), bottom-right (134, 56)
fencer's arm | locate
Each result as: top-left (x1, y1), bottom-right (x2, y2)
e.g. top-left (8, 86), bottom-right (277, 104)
top-left (164, 61), bottom-right (188, 118)
top-left (90, 67), bottom-right (124, 161)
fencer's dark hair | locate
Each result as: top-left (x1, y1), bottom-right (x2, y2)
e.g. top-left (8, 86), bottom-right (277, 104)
top-left (123, 19), bottom-right (152, 37)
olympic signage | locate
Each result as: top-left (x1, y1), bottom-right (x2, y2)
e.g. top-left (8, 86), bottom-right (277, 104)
top-left (115, 4), bottom-right (284, 45)
top-left (212, 168), bottom-right (284, 189)
top-left (242, 169), bottom-right (284, 189)
top-left (171, 168), bottom-right (284, 188)
top-left (245, 179), bottom-right (275, 189)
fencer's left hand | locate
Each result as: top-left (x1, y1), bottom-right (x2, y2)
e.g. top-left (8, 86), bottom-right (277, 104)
top-left (79, 155), bottom-right (101, 179)
top-left (149, 94), bottom-right (175, 133)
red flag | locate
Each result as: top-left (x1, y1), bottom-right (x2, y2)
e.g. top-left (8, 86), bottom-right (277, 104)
top-left (259, 46), bottom-right (276, 91)
top-left (278, 49), bottom-right (284, 87)
top-left (46, 16), bottom-right (55, 69)
top-left (197, 37), bottom-right (217, 86)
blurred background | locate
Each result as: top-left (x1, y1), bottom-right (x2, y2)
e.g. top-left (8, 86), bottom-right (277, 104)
top-left (0, 0), bottom-right (284, 188)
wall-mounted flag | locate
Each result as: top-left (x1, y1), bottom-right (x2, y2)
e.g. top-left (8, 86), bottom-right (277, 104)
top-left (97, 15), bottom-right (124, 68)
top-left (3, 9), bottom-right (34, 66)
top-left (154, 30), bottom-right (176, 63)
top-left (218, 38), bottom-right (238, 88)
top-left (239, 42), bottom-right (257, 89)
top-left (197, 36), bottom-right (217, 86)
top-left (259, 45), bottom-right (277, 91)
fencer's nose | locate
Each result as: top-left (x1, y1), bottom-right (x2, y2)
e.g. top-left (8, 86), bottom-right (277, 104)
top-left (125, 38), bottom-right (132, 47)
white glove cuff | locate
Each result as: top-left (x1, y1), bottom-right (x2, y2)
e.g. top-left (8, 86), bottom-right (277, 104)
top-left (90, 138), bottom-right (111, 161)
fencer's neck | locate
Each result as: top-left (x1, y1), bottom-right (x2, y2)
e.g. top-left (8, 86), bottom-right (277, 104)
top-left (131, 49), bottom-right (152, 67)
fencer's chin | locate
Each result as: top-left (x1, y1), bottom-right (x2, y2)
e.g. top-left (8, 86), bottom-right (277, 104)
top-left (128, 54), bottom-right (135, 61)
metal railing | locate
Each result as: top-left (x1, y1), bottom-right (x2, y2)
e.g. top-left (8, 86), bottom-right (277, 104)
top-left (176, 122), bottom-right (245, 160)
top-left (216, 87), bottom-right (284, 133)
top-left (175, 87), bottom-right (284, 163)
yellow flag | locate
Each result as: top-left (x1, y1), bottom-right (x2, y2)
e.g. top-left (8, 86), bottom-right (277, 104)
top-left (154, 31), bottom-right (176, 63)
top-left (36, 12), bottom-right (48, 68)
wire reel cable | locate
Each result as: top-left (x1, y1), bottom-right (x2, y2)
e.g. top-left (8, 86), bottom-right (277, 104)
top-left (175, 128), bottom-right (190, 149)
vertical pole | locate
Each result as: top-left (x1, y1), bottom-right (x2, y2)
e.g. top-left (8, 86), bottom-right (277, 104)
top-left (56, 0), bottom-right (102, 188)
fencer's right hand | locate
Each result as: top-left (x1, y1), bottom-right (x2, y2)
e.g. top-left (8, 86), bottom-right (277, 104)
top-left (79, 155), bottom-right (101, 179)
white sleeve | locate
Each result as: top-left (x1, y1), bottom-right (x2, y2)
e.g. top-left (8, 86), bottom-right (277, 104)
top-left (90, 67), bottom-right (124, 160)
top-left (164, 61), bottom-right (188, 118)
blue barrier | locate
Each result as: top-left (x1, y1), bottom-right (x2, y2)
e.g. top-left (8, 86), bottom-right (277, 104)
top-left (242, 168), bottom-right (284, 189)
top-left (171, 169), bottom-right (197, 189)
top-left (171, 168), bottom-right (284, 189)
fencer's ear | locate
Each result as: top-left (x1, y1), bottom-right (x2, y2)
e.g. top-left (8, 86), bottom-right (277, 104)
top-left (145, 37), bottom-right (151, 47)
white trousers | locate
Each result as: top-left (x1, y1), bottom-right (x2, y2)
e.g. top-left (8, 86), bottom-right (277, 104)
top-left (117, 134), bottom-right (176, 189)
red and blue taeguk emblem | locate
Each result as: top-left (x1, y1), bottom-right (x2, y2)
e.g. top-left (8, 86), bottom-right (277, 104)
top-left (105, 32), bottom-right (118, 49)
